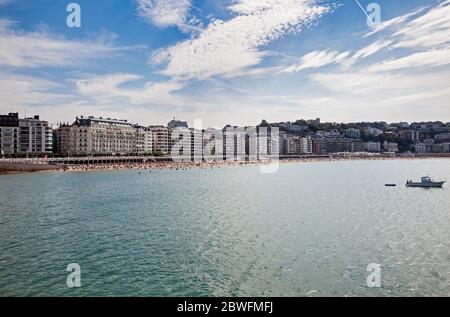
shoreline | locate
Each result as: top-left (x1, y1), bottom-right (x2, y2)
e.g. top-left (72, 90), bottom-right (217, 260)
top-left (1, 155), bottom-right (450, 175)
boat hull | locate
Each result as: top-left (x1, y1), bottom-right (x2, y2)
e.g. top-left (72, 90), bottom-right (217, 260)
top-left (406, 181), bottom-right (445, 188)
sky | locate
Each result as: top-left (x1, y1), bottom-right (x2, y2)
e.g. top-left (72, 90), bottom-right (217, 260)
top-left (0, 0), bottom-right (449, 128)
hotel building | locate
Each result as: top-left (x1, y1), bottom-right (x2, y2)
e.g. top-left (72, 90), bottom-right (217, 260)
top-left (56, 116), bottom-right (140, 156)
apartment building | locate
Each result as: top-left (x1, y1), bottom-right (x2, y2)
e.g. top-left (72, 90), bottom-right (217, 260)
top-left (364, 141), bottom-right (381, 152)
top-left (150, 126), bottom-right (169, 154)
top-left (300, 137), bottom-right (313, 155)
top-left (0, 113), bottom-right (19, 155)
top-left (0, 113), bottom-right (52, 156)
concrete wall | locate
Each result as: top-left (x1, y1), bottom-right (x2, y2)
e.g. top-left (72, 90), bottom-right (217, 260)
top-left (0, 162), bottom-right (64, 174)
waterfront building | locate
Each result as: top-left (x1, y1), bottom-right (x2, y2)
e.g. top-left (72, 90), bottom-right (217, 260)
top-left (190, 128), bottom-right (203, 161)
top-left (0, 113), bottom-right (19, 155)
top-left (364, 141), bottom-right (381, 152)
top-left (167, 120), bottom-right (189, 155)
top-left (280, 131), bottom-right (290, 155)
top-left (312, 139), bottom-right (326, 155)
top-left (150, 125), bottom-right (169, 155)
top-left (432, 143), bottom-right (450, 153)
top-left (300, 137), bottom-right (313, 155)
top-left (325, 140), bottom-right (352, 153)
top-left (134, 125), bottom-right (147, 154)
top-left (256, 126), bottom-right (269, 158)
top-left (170, 127), bottom-right (191, 161)
top-left (19, 115), bottom-right (53, 155)
top-left (351, 141), bottom-right (365, 153)
top-left (55, 124), bottom-right (75, 156)
top-left (245, 127), bottom-right (258, 161)
top-left (1, 113), bottom-right (52, 156)
top-left (56, 116), bottom-right (140, 156)
top-left (415, 142), bottom-right (450, 154)
top-left (223, 126), bottom-right (246, 161)
top-left (79, 116), bottom-right (136, 155)
top-left (268, 127), bottom-right (281, 157)
top-left (143, 128), bottom-right (153, 154)
top-left (285, 135), bottom-right (300, 155)
top-left (169, 126), bottom-right (206, 161)
top-left (414, 143), bottom-right (432, 153)
top-left (253, 126), bottom-right (278, 159)
top-left (383, 141), bottom-right (399, 153)
top-left (203, 128), bottom-right (223, 161)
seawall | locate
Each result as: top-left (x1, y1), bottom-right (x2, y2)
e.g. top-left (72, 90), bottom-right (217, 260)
top-left (0, 162), bottom-right (65, 174)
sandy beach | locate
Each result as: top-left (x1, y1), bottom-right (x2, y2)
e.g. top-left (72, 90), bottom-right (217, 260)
top-left (60, 155), bottom-right (450, 173)
top-left (2, 155), bottom-right (450, 175)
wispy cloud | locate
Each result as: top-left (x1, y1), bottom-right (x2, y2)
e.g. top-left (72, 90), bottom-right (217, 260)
top-left (352, 39), bottom-right (391, 60)
top-left (0, 20), bottom-right (137, 68)
top-left (0, 72), bottom-right (72, 110)
top-left (368, 47), bottom-right (450, 72)
top-left (390, 1), bottom-right (450, 49)
top-left (74, 73), bottom-right (186, 106)
top-left (310, 70), bottom-right (450, 101)
top-left (363, 6), bottom-right (428, 38)
top-left (152, 0), bottom-right (331, 80)
top-left (280, 50), bottom-right (350, 73)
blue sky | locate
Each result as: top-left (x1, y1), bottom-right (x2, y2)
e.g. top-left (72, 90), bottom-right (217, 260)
top-left (0, 0), bottom-right (449, 127)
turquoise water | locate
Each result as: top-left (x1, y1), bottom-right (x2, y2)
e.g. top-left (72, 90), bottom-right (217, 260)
top-left (1, 159), bottom-right (450, 297)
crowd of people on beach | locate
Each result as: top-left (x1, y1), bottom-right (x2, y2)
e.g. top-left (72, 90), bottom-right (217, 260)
top-left (2, 155), bottom-right (445, 175)
top-left (61, 155), bottom-right (430, 173)
top-left (64, 160), bottom-right (259, 172)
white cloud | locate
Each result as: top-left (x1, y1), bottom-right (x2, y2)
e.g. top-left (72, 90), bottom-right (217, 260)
top-left (383, 86), bottom-right (450, 105)
top-left (391, 1), bottom-right (450, 49)
top-left (0, 72), bottom-right (72, 110)
top-left (152, 0), bottom-right (330, 80)
top-left (280, 50), bottom-right (350, 73)
top-left (0, 71), bottom-right (193, 126)
top-left (310, 71), bottom-right (393, 95)
top-left (310, 70), bottom-right (450, 99)
top-left (136, 0), bottom-right (192, 29)
top-left (296, 2), bottom-right (450, 122)
top-left (305, 3), bottom-right (450, 76)
top-left (74, 73), bottom-right (186, 106)
top-left (363, 7), bottom-right (428, 38)
top-left (352, 40), bottom-right (391, 60)
top-left (0, 20), bottom-right (134, 68)
top-left (368, 47), bottom-right (450, 72)
top-left (222, 66), bottom-right (284, 79)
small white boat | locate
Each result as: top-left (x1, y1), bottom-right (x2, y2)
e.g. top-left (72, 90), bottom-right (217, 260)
top-left (406, 176), bottom-right (446, 188)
